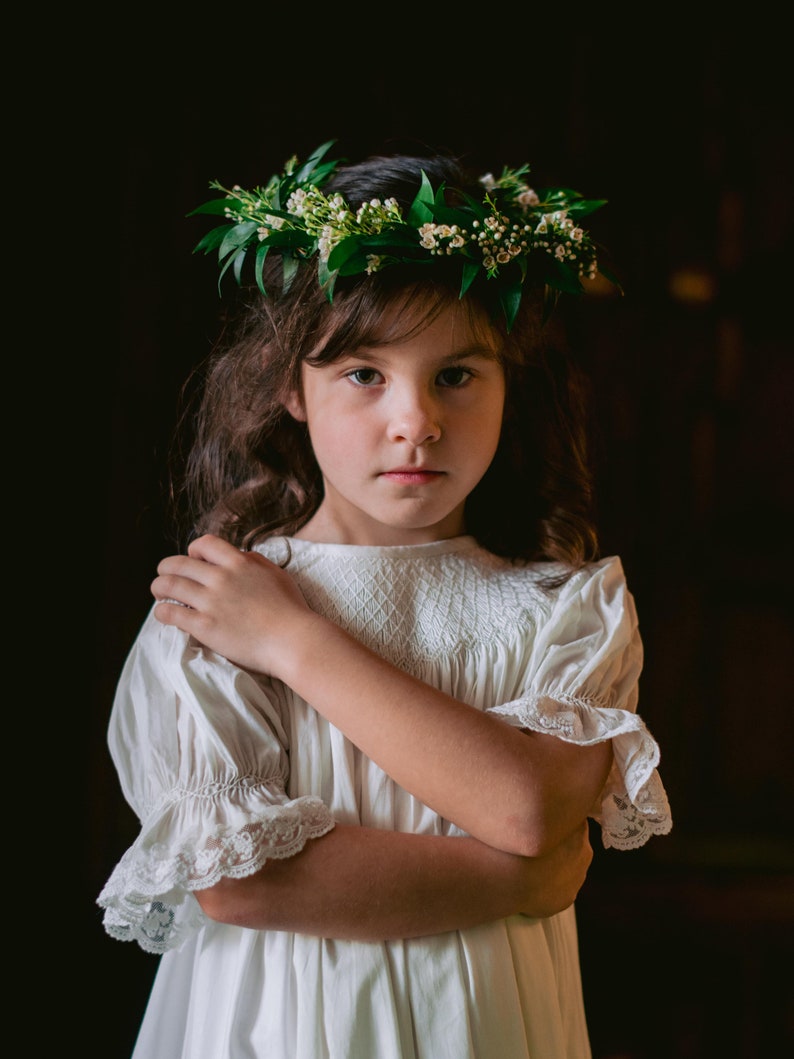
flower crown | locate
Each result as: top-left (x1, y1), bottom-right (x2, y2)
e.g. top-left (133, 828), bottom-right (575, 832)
top-left (190, 140), bottom-right (618, 330)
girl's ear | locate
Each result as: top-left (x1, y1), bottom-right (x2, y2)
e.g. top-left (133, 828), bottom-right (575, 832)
top-left (283, 390), bottom-right (307, 422)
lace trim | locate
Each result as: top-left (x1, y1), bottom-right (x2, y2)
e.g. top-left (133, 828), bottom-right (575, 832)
top-left (488, 693), bottom-right (673, 851)
top-left (98, 795), bottom-right (335, 954)
top-left (600, 781), bottom-right (673, 850)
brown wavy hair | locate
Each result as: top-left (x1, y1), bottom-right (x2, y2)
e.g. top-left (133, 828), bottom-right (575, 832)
top-left (168, 150), bottom-right (600, 570)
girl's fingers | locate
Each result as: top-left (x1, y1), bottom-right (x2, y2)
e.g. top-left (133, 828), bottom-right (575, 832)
top-left (155, 551), bottom-right (224, 590)
top-left (151, 538), bottom-right (297, 633)
top-left (151, 574), bottom-right (196, 607)
top-left (186, 533), bottom-right (228, 561)
top-left (153, 599), bottom-right (194, 626)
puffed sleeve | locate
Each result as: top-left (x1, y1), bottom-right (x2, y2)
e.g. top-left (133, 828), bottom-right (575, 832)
top-left (96, 609), bottom-right (335, 954)
top-left (487, 556), bottom-right (672, 850)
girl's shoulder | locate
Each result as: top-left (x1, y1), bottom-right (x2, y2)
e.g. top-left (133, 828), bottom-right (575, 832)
top-left (483, 548), bottom-right (627, 590)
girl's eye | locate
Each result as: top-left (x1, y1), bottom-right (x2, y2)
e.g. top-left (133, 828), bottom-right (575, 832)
top-left (436, 366), bottom-right (473, 388)
top-left (346, 368), bottom-right (383, 386)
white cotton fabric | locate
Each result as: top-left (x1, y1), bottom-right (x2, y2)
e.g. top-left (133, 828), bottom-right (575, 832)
top-left (98, 536), bottom-right (672, 1059)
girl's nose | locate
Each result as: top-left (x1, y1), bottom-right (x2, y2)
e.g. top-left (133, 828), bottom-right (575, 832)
top-left (387, 389), bottom-right (442, 446)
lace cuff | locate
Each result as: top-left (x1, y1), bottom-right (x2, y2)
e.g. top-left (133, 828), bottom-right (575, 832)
top-left (97, 792), bottom-right (335, 954)
top-left (487, 693), bottom-right (672, 850)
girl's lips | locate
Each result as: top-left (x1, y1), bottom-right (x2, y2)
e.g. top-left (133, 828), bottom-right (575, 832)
top-left (380, 469), bottom-right (444, 483)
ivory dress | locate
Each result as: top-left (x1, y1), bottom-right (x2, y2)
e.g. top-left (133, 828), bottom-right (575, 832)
top-left (98, 535), bottom-right (672, 1059)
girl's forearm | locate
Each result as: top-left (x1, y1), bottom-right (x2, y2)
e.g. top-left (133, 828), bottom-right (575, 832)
top-left (278, 613), bottom-right (612, 857)
top-left (194, 822), bottom-right (592, 940)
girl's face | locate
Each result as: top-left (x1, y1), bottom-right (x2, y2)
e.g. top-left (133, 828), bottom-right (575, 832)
top-left (286, 300), bottom-right (506, 546)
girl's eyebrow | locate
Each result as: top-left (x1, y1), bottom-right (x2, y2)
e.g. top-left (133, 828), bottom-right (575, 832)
top-left (444, 345), bottom-right (501, 362)
top-left (340, 344), bottom-right (500, 364)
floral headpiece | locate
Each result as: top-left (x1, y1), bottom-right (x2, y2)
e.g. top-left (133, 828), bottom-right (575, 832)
top-left (191, 140), bottom-right (618, 330)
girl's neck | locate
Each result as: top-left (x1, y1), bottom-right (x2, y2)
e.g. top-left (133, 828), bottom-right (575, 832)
top-left (293, 506), bottom-right (467, 548)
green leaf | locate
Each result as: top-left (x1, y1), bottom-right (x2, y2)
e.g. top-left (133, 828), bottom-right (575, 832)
top-left (356, 230), bottom-right (421, 253)
top-left (325, 235), bottom-right (374, 272)
top-left (459, 260), bottom-right (480, 298)
top-left (317, 257), bottom-right (339, 302)
top-left (406, 171), bottom-right (437, 225)
top-left (498, 282), bottom-right (523, 332)
top-left (216, 248), bottom-right (245, 293)
top-left (254, 242), bottom-right (270, 296)
top-left (232, 248), bottom-right (246, 285)
top-left (534, 188), bottom-right (607, 221)
top-left (252, 205), bottom-right (297, 224)
top-left (424, 203), bottom-right (473, 228)
top-left (258, 229), bottom-right (314, 252)
top-left (281, 254), bottom-right (300, 292)
top-left (459, 191), bottom-right (491, 222)
top-left (536, 187), bottom-right (583, 207)
top-left (566, 197), bottom-right (607, 220)
top-left (218, 222), bottom-right (258, 260)
top-left (296, 140), bottom-right (338, 183)
top-left (188, 197), bottom-right (236, 218)
top-left (545, 258), bottom-right (585, 295)
top-left (193, 225), bottom-right (233, 255)
top-left (328, 229), bottom-right (425, 274)
top-left (333, 248), bottom-right (374, 276)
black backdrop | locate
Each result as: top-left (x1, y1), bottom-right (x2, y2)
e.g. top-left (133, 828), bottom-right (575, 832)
top-left (69, 27), bottom-right (793, 1058)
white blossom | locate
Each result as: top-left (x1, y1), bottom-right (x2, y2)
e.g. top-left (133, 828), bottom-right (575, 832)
top-left (517, 188), bottom-right (540, 208)
top-left (418, 223), bottom-right (438, 249)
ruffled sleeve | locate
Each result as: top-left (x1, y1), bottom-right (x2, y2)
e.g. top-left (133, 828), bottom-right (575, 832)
top-left (96, 610), bottom-right (335, 954)
top-left (487, 556), bottom-right (672, 850)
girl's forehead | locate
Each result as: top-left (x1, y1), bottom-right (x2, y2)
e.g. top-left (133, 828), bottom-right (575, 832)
top-left (304, 282), bottom-right (510, 367)
top-left (356, 294), bottom-right (501, 350)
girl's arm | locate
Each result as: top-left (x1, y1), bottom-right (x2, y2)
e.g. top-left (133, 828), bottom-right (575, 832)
top-left (194, 820), bottom-right (593, 939)
top-left (153, 535), bottom-right (612, 858)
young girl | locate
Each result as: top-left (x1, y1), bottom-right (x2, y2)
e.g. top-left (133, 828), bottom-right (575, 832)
top-left (98, 141), bottom-right (672, 1058)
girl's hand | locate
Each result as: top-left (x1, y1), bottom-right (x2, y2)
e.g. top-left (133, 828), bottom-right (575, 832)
top-left (516, 820), bottom-right (593, 918)
top-left (151, 534), bottom-right (315, 677)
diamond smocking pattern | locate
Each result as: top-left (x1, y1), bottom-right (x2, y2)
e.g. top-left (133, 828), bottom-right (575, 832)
top-left (283, 542), bottom-right (546, 670)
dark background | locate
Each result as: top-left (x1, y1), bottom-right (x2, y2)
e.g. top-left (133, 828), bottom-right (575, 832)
top-left (72, 27), bottom-right (792, 1058)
